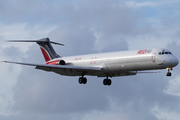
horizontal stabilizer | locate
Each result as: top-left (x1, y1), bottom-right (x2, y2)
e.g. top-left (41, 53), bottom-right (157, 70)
top-left (7, 37), bottom-right (63, 62)
top-left (7, 38), bottom-right (64, 46)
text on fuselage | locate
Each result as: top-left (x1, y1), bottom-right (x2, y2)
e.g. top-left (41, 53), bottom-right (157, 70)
top-left (137, 49), bottom-right (152, 54)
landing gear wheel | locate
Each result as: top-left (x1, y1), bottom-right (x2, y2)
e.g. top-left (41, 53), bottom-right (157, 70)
top-left (78, 77), bottom-right (87, 84)
top-left (79, 77), bottom-right (83, 84)
top-left (103, 79), bottom-right (112, 86)
top-left (166, 72), bottom-right (172, 76)
top-left (103, 79), bottom-right (106, 85)
top-left (166, 68), bottom-right (172, 77)
top-left (107, 79), bottom-right (112, 86)
top-left (82, 78), bottom-right (87, 84)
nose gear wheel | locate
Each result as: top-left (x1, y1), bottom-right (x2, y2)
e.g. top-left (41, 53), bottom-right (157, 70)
top-left (166, 68), bottom-right (172, 77)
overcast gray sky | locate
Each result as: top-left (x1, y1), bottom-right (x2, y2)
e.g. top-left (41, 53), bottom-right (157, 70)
top-left (0, 0), bottom-right (180, 120)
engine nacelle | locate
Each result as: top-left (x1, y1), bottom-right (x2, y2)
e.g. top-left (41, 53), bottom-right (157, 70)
top-left (45, 59), bottom-right (66, 65)
top-left (58, 60), bottom-right (66, 65)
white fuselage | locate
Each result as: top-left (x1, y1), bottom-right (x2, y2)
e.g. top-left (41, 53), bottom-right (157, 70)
top-left (49, 48), bottom-right (178, 77)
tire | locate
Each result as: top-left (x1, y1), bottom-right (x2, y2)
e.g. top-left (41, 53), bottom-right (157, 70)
top-left (107, 79), bottom-right (112, 86)
top-left (166, 72), bottom-right (172, 76)
top-left (103, 79), bottom-right (107, 85)
top-left (83, 78), bottom-right (87, 84)
top-left (79, 77), bottom-right (83, 84)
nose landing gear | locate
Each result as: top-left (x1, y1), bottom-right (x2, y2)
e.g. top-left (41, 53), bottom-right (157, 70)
top-left (166, 68), bottom-right (172, 77)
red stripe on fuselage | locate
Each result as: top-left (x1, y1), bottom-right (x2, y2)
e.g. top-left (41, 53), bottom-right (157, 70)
top-left (40, 47), bottom-right (51, 62)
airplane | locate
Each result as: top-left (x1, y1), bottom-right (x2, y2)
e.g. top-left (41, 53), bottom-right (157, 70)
top-left (2, 37), bottom-right (179, 86)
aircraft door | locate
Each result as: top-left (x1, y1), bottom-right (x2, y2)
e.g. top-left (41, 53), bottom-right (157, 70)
top-left (152, 53), bottom-right (156, 62)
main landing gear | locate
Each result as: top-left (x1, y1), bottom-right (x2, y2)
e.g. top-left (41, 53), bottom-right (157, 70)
top-left (166, 68), bottom-right (172, 77)
top-left (103, 76), bottom-right (112, 86)
top-left (78, 73), bottom-right (87, 84)
top-left (79, 77), bottom-right (87, 84)
top-left (78, 75), bottom-right (112, 86)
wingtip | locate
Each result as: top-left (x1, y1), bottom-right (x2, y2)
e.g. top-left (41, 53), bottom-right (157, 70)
top-left (1, 61), bottom-right (6, 63)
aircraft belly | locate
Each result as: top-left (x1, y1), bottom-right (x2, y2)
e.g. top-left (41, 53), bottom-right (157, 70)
top-left (103, 61), bottom-right (164, 72)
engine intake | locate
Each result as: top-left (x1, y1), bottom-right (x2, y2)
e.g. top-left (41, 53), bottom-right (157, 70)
top-left (59, 60), bottom-right (66, 65)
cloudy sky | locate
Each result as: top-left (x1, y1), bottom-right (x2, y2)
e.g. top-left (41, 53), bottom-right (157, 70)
top-left (0, 0), bottom-right (180, 120)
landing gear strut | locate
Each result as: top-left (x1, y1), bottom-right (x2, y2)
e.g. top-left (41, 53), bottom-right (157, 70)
top-left (103, 76), bottom-right (112, 86)
top-left (166, 68), bottom-right (172, 77)
top-left (78, 73), bottom-right (87, 84)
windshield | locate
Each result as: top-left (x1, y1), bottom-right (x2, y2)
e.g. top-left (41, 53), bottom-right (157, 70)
top-left (159, 50), bottom-right (172, 55)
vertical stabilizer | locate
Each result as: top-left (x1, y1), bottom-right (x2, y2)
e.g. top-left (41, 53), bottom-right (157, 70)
top-left (37, 38), bottom-right (60, 62)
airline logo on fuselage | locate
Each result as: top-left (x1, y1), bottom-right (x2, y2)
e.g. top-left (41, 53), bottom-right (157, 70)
top-left (137, 49), bottom-right (152, 54)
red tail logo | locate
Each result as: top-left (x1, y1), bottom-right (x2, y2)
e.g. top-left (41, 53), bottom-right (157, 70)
top-left (40, 47), bottom-right (51, 62)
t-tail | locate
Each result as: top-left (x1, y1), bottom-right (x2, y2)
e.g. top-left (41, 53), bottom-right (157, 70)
top-left (7, 37), bottom-right (64, 62)
top-left (37, 38), bottom-right (62, 62)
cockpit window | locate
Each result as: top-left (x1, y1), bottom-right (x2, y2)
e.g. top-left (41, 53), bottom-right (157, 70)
top-left (159, 51), bottom-right (172, 55)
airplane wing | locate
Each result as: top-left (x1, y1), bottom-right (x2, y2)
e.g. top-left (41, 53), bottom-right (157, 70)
top-left (2, 61), bottom-right (102, 76)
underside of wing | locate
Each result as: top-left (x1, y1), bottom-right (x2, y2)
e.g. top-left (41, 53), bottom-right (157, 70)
top-left (2, 61), bottom-right (102, 76)
top-left (2, 61), bottom-right (160, 77)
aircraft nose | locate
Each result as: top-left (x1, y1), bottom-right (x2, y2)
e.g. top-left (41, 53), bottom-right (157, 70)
top-left (171, 57), bottom-right (179, 67)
